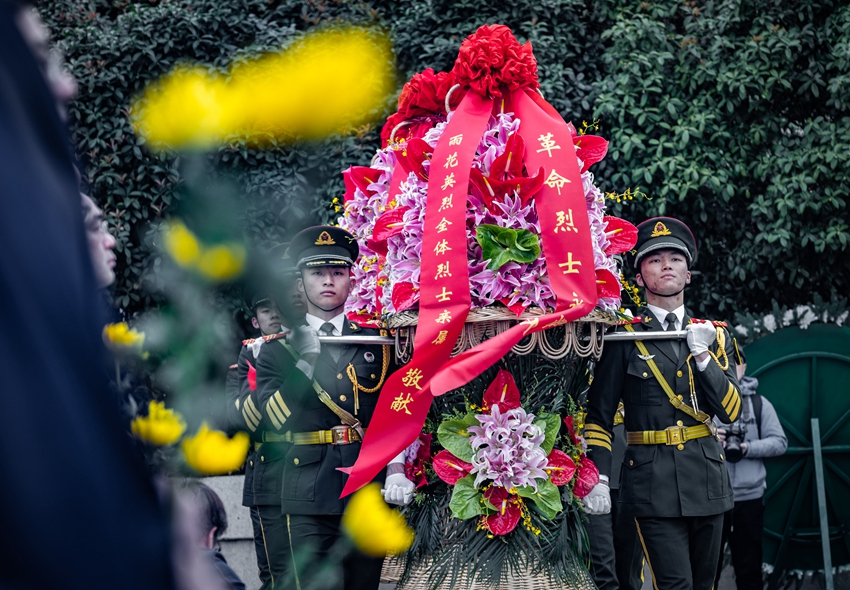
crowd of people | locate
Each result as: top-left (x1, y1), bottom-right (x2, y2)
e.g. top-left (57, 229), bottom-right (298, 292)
top-left (1, 1), bottom-right (788, 588)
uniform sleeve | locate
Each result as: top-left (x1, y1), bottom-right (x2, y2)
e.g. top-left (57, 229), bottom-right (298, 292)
top-left (252, 340), bottom-right (313, 433)
top-left (584, 342), bottom-right (625, 478)
top-left (746, 397), bottom-right (788, 458)
top-left (694, 328), bottom-right (742, 423)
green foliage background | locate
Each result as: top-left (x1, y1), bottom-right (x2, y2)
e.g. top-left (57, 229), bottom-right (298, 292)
top-left (41, 0), bottom-right (850, 322)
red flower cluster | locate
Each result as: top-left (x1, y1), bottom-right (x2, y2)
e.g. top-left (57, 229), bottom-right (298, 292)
top-left (380, 68), bottom-right (461, 145)
top-left (451, 24), bottom-right (539, 98)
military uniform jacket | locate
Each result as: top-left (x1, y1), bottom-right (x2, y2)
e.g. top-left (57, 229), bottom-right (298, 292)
top-left (585, 308), bottom-right (739, 518)
top-left (253, 321), bottom-right (394, 515)
top-left (226, 338), bottom-right (288, 507)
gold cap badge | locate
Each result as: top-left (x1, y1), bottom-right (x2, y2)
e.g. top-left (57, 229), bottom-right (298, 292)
top-left (650, 222), bottom-right (672, 237)
top-left (315, 231), bottom-right (336, 246)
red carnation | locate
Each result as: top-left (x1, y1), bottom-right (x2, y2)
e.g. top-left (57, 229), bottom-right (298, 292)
top-left (451, 24), bottom-right (539, 98)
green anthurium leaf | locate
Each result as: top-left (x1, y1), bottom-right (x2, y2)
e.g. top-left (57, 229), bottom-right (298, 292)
top-left (537, 413), bottom-right (562, 454)
top-left (449, 474), bottom-right (484, 520)
top-left (516, 479), bottom-right (562, 520)
top-left (476, 224), bottom-right (541, 271)
top-left (437, 413), bottom-right (479, 463)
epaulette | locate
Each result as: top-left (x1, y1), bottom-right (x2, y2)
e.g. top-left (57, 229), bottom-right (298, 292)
top-left (262, 332), bottom-right (288, 342)
top-left (228, 363), bottom-right (238, 370)
top-left (615, 315), bottom-right (642, 326)
top-left (242, 337), bottom-right (257, 346)
top-left (689, 319), bottom-right (728, 328)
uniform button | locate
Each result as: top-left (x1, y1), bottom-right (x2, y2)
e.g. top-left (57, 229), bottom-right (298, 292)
top-left (720, 454), bottom-right (724, 461)
top-left (629, 460), bottom-right (634, 466)
top-left (260, 456), bottom-right (265, 462)
top-left (371, 374), bottom-right (376, 379)
top-left (677, 370), bottom-right (683, 377)
top-left (337, 373), bottom-right (343, 380)
top-left (293, 458), bottom-right (300, 465)
top-left (677, 444), bottom-right (684, 451)
top-left (677, 420), bottom-right (683, 427)
top-left (340, 395), bottom-right (347, 402)
top-left (642, 372), bottom-right (648, 377)
top-left (677, 395), bottom-right (684, 400)
top-left (249, 461), bottom-right (253, 467)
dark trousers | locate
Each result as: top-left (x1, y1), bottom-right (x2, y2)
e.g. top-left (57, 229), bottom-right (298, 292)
top-left (635, 514), bottom-right (724, 590)
top-left (714, 498), bottom-right (765, 590)
top-left (281, 514), bottom-right (384, 590)
top-left (250, 505), bottom-right (290, 590)
top-left (586, 489), bottom-right (644, 590)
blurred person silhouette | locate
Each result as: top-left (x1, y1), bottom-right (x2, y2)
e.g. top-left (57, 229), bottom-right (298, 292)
top-left (0, 1), bottom-right (174, 587)
top-left (714, 344), bottom-right (787, 590)
top-left (81, 193), bottom-right (118, 289)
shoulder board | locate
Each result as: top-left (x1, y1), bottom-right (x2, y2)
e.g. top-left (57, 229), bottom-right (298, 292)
top-left (228, 363), bottom-right (238, 370)
top-left (615, 315), bottom-right (642, 326)
top-left (689, 319), bottom-right (728, 328)
top-left (262, 332), bottom-right (288, 342)
top-left (242, 337), bottom-right (257, 345)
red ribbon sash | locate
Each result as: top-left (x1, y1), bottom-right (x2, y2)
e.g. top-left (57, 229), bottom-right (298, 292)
top-left (341, 93), bottom-right (492, 496)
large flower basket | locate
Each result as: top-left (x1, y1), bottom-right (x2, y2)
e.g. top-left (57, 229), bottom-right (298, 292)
top-left (338, 24), bottom-right (639, 589)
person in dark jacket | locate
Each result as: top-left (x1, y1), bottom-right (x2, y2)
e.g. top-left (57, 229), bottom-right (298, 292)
top-left (186, 481), bottom-right (247, 590)
top-left (583, 217), bottom-right (739, 590)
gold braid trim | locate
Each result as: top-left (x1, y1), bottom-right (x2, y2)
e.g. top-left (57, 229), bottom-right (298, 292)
top-left (345, 345), bottom-right (391, 415)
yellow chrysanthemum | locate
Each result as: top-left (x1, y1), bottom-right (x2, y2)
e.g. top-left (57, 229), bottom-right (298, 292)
top-left (103, 322), bottom-right (145, 352)
top-left (163, 220), bottom-right (201, 267)
top-left (132, 26), bottom-right (395, 150)
top-left (181, 423), bottom-right (250, 475)
top-left (341, 483), bottom-right (414, 557)
top-left (196, 244), bottom-right (246, 281)
top-left (131, 401), bottom-right (187, 446)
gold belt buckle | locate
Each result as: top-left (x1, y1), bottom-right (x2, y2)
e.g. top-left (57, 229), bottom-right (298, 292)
top-left (331, 425), bottom-right (351, 445)
top-left (665, 426), bottom-right (684, 445)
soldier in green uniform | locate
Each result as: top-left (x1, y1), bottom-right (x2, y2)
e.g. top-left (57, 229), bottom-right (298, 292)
top-left (253, 226), bottom-right (408, 590)
top-left (225, 243), bottom-right (305, 590)
top-left (583, 217), bottom-right (740, 590)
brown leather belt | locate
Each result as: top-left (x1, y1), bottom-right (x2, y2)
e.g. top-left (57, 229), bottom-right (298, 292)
top-left (261, 425), bottom-right (363, 446)
top-left (626, 424), bottom-right (712, 446)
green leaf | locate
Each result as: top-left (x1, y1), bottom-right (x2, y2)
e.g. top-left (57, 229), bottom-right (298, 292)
top-left (537, 413), bottom-right (562, 454)
top-left (437, 413), bottom-right (478, 463)
top-left (449, 475), bottom-right (484, 520)
top-left (516, 480), bottom-right (562, 520)
top-left (475, 224), bottom-right (541, 271)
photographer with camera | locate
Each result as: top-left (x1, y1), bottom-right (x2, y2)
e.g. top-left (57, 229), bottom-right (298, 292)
top-left (714, 344), bottom-right (787, 590)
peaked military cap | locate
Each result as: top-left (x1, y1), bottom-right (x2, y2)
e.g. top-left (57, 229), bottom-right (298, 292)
top-left (243, 280), bottom-right (272, 311)
top-left (290, 225), bottom-right (359, 269)
top-left (632, 216), bottom-right (698, 268)
top-left (266, 241), bottom-right (298, 278)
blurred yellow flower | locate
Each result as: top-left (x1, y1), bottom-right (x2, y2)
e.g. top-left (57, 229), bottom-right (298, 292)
top-left (196, 244), bottom-right (246, 281)
top-left (341, 483), bottom-right (414, 557)
top-left (103, 322), bottom-right (145, 352)
top-left (163, 220), bottom-right (201, 267)
top-left (131, 401), bottom-right (186, 446)
top-left (162, 219), bottom-right (245, 281)
top-left (182, 423), bottom-right (250, 475)
top-left (132, 26), bottom-right (395, 150)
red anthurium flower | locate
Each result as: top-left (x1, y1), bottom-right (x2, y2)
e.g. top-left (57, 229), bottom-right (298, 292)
top-left (563, 415), bottom-right (580, 446)
top-left (482, 369), bottom-right (522, 413)
top-left (596, 268), bottom-right (621, 299)
top-left (405, 433), bottom-right (433, 489)
top-left (574, 134), bottom-right (609, 173)
top-left (545, 449), bottom-right (577, 486)
top-left (469, 133), bottom-right (545, 212)
top-left (603, 216), bottom-right (638, 255)
top-left (565, 121), bottom-right (577, 137)
top-left (498, 297), bottom-right (526, 317)
top-left (372, 207), bottom-right (410, 243)
top-left (346, 310), bottom-right (380, 328)
top-left (433, 450), bottom-right (473, 485)
top-left (246, 360), bottom-right (257, 392)
top-left (394, 138), bottom-right (432, 181)
top-left (573, 458), bottom-right (600, 499)
top-left (483, 486), bottom-right (522, 535)
top-left (342, 166), bottom-right (382, 202)
top-left (391, 282), bottom-right (419, 313)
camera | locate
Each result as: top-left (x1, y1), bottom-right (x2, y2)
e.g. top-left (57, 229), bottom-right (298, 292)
top-left (725, 422), bottom-right (748, 463)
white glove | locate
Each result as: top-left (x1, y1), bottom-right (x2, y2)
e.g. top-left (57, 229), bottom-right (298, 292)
top-left (686, 322), bottom-right (716, 356)
top-left (383, 472), bottom-right (415, 506)
top-left (288, 325), bottom-right (320, 356)
top-left (581, 475), bottom-right (611, 515)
